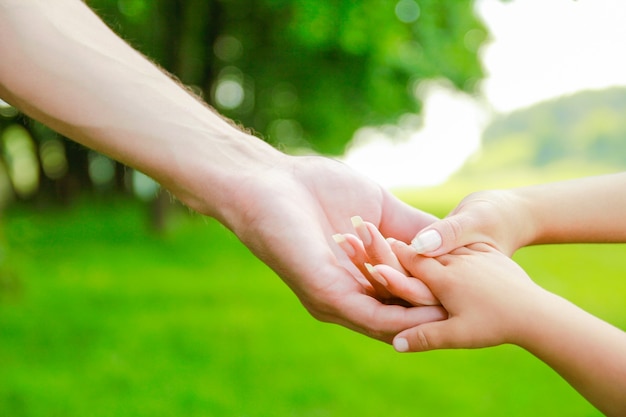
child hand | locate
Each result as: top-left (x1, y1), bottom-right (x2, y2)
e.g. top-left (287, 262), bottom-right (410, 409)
top-left (372, 239), bottom-right (539, 352)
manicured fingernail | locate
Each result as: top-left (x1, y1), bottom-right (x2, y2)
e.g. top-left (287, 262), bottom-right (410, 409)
top-left (351, 216), bottom-right (372, 246)
top-left (411, 230), bottom-right (442, 253)
top-left (365, 263), bottom-right (387, 286)
top-left (332, 234), bottom-right (355, 257)
top-left (393, 337), bottom-right (409, 352)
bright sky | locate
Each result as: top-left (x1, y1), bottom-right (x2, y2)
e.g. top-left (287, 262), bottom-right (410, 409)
top-left (341, 0), bottom-right (626, 188)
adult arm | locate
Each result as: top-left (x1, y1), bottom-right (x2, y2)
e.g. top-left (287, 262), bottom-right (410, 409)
top-left (0, 0), bottom-right (446, 342)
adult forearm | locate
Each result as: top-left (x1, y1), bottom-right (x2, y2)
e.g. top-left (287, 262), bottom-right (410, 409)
top-left (0, 0), bottom-right (282, 218)
top-left (512, 172), bottom-right (626, 246)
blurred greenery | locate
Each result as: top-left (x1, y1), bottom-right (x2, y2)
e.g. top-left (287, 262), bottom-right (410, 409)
top-left (1, 1), bottom-right (624, 415)
top-left (85, 0), bottom-right (484, 154)
top-left (0, 0), bottom-right (486, 209)
top-left (0, 193), bottom-right (617, 417)
top-left (454, 87), bottom-right (626, 186)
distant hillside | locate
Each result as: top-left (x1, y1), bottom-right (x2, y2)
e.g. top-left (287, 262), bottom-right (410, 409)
top-left (453, 87), bottom-right (626, 185)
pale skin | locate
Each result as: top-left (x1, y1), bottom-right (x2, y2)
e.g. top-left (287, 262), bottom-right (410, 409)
top-left (411, 172), bottom-right (626, 256)
top-left (333, 216), bottom-right (438, 306)
top-left (341, 173), bottom-right (626, 304)
top-left (7, 2), bottom-right (625, 413)
top-left (0, 0), bottom-right (447, 342)
top-left (338, 174), bottom-right (626, 416)
top-left (376, 241), bottom-right (626, 417)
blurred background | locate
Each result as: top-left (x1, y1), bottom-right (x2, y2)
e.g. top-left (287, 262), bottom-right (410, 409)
top-left (1, 0), bottom-right (625, 416)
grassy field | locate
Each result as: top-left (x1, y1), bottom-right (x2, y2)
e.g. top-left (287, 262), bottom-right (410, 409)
top-left (1, 192), bottom-right (622, 417)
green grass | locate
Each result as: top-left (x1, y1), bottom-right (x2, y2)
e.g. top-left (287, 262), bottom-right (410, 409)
top-left (0, 194), bottom-right (619, 417)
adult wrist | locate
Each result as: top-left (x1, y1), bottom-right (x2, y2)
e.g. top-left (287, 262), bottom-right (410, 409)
top-left (165, 126), bottom-right (288, 225)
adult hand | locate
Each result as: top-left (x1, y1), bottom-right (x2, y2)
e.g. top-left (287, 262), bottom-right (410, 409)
top-left (0, 0), bottom-right (446, 344)
top-left (217, 154), bottom-right (447, 343)
top-left (410, 190), bottom-right (535, 257)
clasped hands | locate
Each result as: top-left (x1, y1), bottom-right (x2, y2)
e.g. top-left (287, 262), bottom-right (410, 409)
top-left (224, 156), bottom-right (530, 351)
top-left (330, 190), bottom-right (535, 353)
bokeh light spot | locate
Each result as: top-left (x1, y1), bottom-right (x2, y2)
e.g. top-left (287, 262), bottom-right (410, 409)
top-left (395, 0), bottom-right (420, 24)
top-left (271, 83), bottom-right (299, 114)
top-left (215, 79), bottom-right (245, 110)
top-left (40, 139), bottom-right (68, 180)
top-left (88, 152), bottom-right (115, 188)
top-left (132, 170), bottom-right (159, 202)
top-left (464, 28), bottom-right (486, 53)
top-left (117, 0), bottom-right (147, 18)
top-left (0, 99), bottom-right (19, 118)
top-left (214, 35), bottom-right (243, 62)
top-left (269, 119), bottom-right (306, 148)
top-left (1, 125), bottom-right (39, 198)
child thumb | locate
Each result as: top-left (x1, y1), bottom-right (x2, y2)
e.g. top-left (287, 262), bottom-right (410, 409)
top-left (393, 319), bottom-right (464, 352)
top-left (411, 215), bottom-right (473, 257)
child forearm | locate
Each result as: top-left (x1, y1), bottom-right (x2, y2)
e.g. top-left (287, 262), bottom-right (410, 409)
top-left (411, 172), bottom-right (626, 256)
top-left (385, 241), bottom-right (626, 415)
top-left (513, 172), bottom-right (626, 246)
top-left (517, 290), bottom-right (626, 417)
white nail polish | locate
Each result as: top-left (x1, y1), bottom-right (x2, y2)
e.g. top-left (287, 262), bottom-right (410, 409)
top-left (332, 233), bottom-right (346, 246)
top-left (411, 230), bottom-right (442, 253)
top-left (332, 234), bottom-right (355, 257)
top-left (351, 216), bottom-right (371, 246)
top-left (394, 337), bottom-right (409, 352)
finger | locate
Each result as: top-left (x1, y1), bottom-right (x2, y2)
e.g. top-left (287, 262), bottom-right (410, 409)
top-left (372, 264), bottom-right (440, 306)
top-left (332, 232), bottom-right (366, 265)
top-left (387, 239), bottom-right (446, 287)
top-left (296, 249), bottom-right (445, 344)
top-left (393, 318), bottom-right (468, 352)
top-left (411, 213), bottom-right (481, 257)
top-left (333, 233), bottom-right (393, 299)
top-left (341, 234), bottom-right (395, 299)
top-left (378, 189), bottom-right (439, 243)
top-left (351, 216), bottom-right (405, 271)
top-left (328, 291), bottom-right (447, 343)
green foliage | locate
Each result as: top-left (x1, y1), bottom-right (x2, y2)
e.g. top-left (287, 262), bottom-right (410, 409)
top-left (84, 0), bottom-right (486, 155)
top-left (0, 0), bottom-right (486, 205)
top-left (0, 197), bottom-right (611, 416)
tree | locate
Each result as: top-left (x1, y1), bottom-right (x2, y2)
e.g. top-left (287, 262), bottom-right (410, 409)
top-left (90, 0), bottom-right (486, 154)
top-left (0, 0), bottom-right (486, 205)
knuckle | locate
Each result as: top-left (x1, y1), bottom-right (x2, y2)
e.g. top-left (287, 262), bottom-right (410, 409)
top-left (445, 217), bottom-right (465, 244)
top-left (414, 328), bottom-right (432, 351)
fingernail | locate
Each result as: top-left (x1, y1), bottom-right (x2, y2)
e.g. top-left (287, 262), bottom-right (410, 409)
top-left (351, 216), bottom-right (372, 246)
top-left (332, 234), bottom-right (356, 257)
top-left (365, 263), bottom-right (387, 286)
top-left (411, 230), bottom-right (442, 253)
top-left (393, 337), bottom-right (409, 352)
